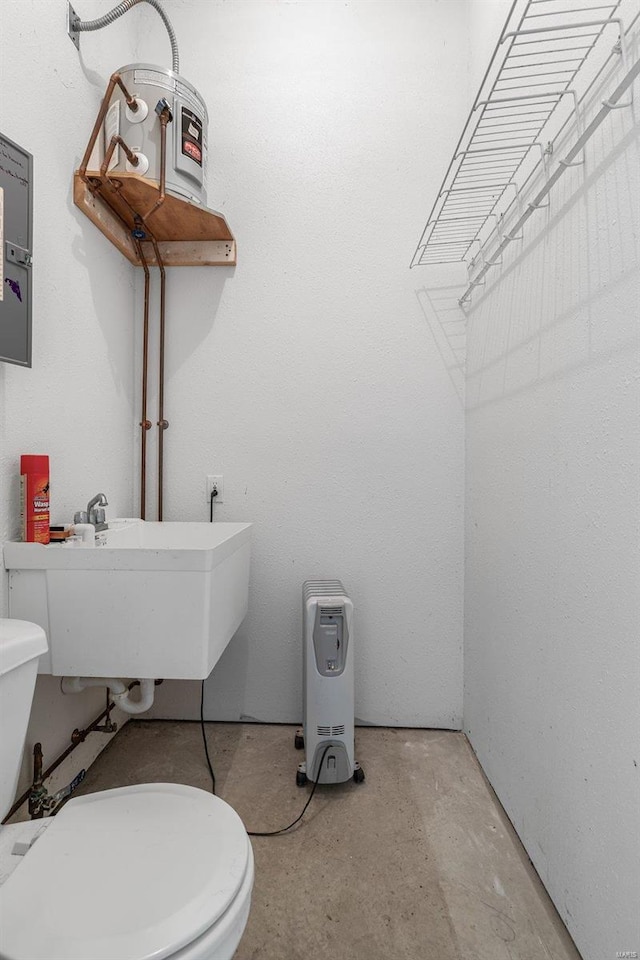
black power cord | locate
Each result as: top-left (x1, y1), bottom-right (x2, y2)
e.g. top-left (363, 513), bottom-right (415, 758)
top-left (246, 745), bottom-right (330, 838)
top-left (200, 679), bottom-right (216, 794)
top-left (199, 681), bottom-right (329, 837)
top-left (209, 485), bottom-right (218, 522)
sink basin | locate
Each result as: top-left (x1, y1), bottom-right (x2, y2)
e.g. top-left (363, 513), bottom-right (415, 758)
top-left (3, 520), bottom-right (251, 679)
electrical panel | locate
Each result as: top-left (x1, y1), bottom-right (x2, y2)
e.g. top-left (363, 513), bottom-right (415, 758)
top-left (0, 132), bottom-right (33, 367)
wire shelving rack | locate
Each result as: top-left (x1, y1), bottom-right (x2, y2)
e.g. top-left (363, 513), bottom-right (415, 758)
top-left (411, 0), bottom-right (640, 302)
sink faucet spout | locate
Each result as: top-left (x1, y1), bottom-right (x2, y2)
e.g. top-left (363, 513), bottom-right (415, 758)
top-left (86, 493), bottom-right (109, 529)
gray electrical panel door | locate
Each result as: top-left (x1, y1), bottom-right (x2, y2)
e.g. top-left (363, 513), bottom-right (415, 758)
top-left (0, 133), bottom-right (33, 367)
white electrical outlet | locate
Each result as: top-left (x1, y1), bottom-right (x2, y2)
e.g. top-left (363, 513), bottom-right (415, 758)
top-left (206, 475), bottom-right (224, 504)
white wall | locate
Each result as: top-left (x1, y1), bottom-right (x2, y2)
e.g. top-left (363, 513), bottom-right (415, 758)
top-left (463, 33), bottom-right (640, 960)
top-left (469, 0), bottom-right (512, 90)
top-left (137, 0), bottom-right (469, 728)
top-left (1, 0), bottom-right (470, 803)
top-left (0, 0), bottom-right (142, 793)
top-left (2, 4), bottom-right (637, 953)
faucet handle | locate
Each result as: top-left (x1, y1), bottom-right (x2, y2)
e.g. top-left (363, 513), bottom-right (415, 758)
top-left (74, 511), bottom-right (89, 524)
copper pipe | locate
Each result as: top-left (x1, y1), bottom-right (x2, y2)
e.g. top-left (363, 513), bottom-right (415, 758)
top-left (89, 178), bottom-right (153, 271)
top-left (100, 135), bottom-right (139, 177)
top-left (28, 744), bottom-right (46, 819)
top-left (115, 74), bottom-right (139, 112)
top-left (149, 237), bottom-right (168, 520)
top-left (134, 238), bottom-right (152, 520)
top-left (79, 72), bottom-right (137, 181)
top-left (33, 743), bottom-right (43, 789)
top-left (1, 682), bottom-right (148, 824)
top-left (103, 179), bottom-right (142, 224)
top-left (97, 175), bottom-right (149, 240)
top-left (88, 179), bottom-right (134, 234)
top-left (142, 109), bottom-right (171, 224)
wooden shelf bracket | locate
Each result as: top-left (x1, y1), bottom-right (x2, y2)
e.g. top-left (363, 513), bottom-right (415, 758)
top-left (74, 172), bottom-right (236, 267)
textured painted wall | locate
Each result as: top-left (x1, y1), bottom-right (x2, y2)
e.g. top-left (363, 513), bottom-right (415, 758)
top-left (463, 36), bottom-right (640, 960)
top-left (138, 0), bottom-right (469, 727)
top-left (0, 0), bottom-right (140, 791)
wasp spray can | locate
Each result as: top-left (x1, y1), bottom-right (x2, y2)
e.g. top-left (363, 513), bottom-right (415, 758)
top-left (20, 455), bottom-right (50, 544)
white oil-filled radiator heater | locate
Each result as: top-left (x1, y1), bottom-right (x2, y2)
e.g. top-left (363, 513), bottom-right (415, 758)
top-left (295, 581), bottom-right (365, 786)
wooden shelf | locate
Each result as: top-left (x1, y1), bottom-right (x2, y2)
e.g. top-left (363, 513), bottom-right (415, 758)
top-left (73, 171), bottom-right (236, 266)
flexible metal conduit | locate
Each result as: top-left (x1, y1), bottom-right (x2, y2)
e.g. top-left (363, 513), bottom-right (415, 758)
top-left (74, 0), bottom-right (180, 72)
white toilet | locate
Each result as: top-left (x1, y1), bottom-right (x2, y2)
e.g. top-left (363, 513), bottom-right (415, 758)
top-left (0, 619), bottom-right (254, 960)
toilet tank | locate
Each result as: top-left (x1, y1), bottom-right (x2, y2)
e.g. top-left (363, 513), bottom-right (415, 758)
top-left (0, 620), bottom-right (48, 820)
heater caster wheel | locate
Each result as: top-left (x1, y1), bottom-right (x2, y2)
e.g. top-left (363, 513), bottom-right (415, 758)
top-left (296, 770), bottom-right (308, 787)
top-left (353, 766), bottom-right (365, 784)
top-left (294, 730), bottom-right (304, 750)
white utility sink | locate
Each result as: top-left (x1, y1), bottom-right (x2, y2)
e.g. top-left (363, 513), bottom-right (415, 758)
top-left (3, 520), bottom-right (251, 679)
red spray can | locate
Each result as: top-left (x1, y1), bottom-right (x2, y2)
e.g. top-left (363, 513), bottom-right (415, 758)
top-left (20, 455), bottom-right (50, 544)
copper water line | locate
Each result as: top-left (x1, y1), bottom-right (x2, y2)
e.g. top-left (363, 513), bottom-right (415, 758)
top-left (28, 744), bottom-right (46, 819)
top-left (1, 681), bottom-right (160, 824)
top-left (88, 178), bottom-right (135, 234)
top-left (32, 743), bottom-right (43, 790)
top-left (134, 238), bottom-right (152, 520)
top-left (78, 77), bottom-right (172, 522)
top-left (99, 174), bottom-right (149, 236)
top-left (100, 135), bottom-right (139, 177)
top-left (142, 107), bottom-right (171, 224)
top-left (149, 237), bottom-right (168, 520)
top-left (79, 73), bottom-right (138, 181)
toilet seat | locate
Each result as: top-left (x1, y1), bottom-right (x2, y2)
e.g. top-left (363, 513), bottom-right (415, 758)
top-left (0, 783), bottom-right (253, 960)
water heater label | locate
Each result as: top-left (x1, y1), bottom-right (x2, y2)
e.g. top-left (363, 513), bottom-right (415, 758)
top-left (181, 107), bottom-right (203, 166)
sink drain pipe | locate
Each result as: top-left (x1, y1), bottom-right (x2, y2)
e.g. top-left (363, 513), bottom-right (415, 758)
top-left (62, 677), bottom-right (156, 715)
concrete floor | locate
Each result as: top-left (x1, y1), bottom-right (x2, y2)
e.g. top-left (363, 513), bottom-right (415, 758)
top-left (75, 722), bottom-right (582, 960)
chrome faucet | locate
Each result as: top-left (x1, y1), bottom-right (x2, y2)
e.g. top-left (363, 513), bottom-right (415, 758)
top-left (86, 492), bottom-right (109, 530)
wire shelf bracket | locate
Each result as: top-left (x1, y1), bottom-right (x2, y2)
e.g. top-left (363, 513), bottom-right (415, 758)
top-left (457, 52), bottom-right (640, 304)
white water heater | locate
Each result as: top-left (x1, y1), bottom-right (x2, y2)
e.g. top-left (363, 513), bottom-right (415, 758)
top-left (102, 62), bottom-right (209, 206)
top-left (296, 581), bottom-right (364, 786)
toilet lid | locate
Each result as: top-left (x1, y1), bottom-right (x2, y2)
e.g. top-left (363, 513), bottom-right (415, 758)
top-left (0, 783), bottom-right (251, 960)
